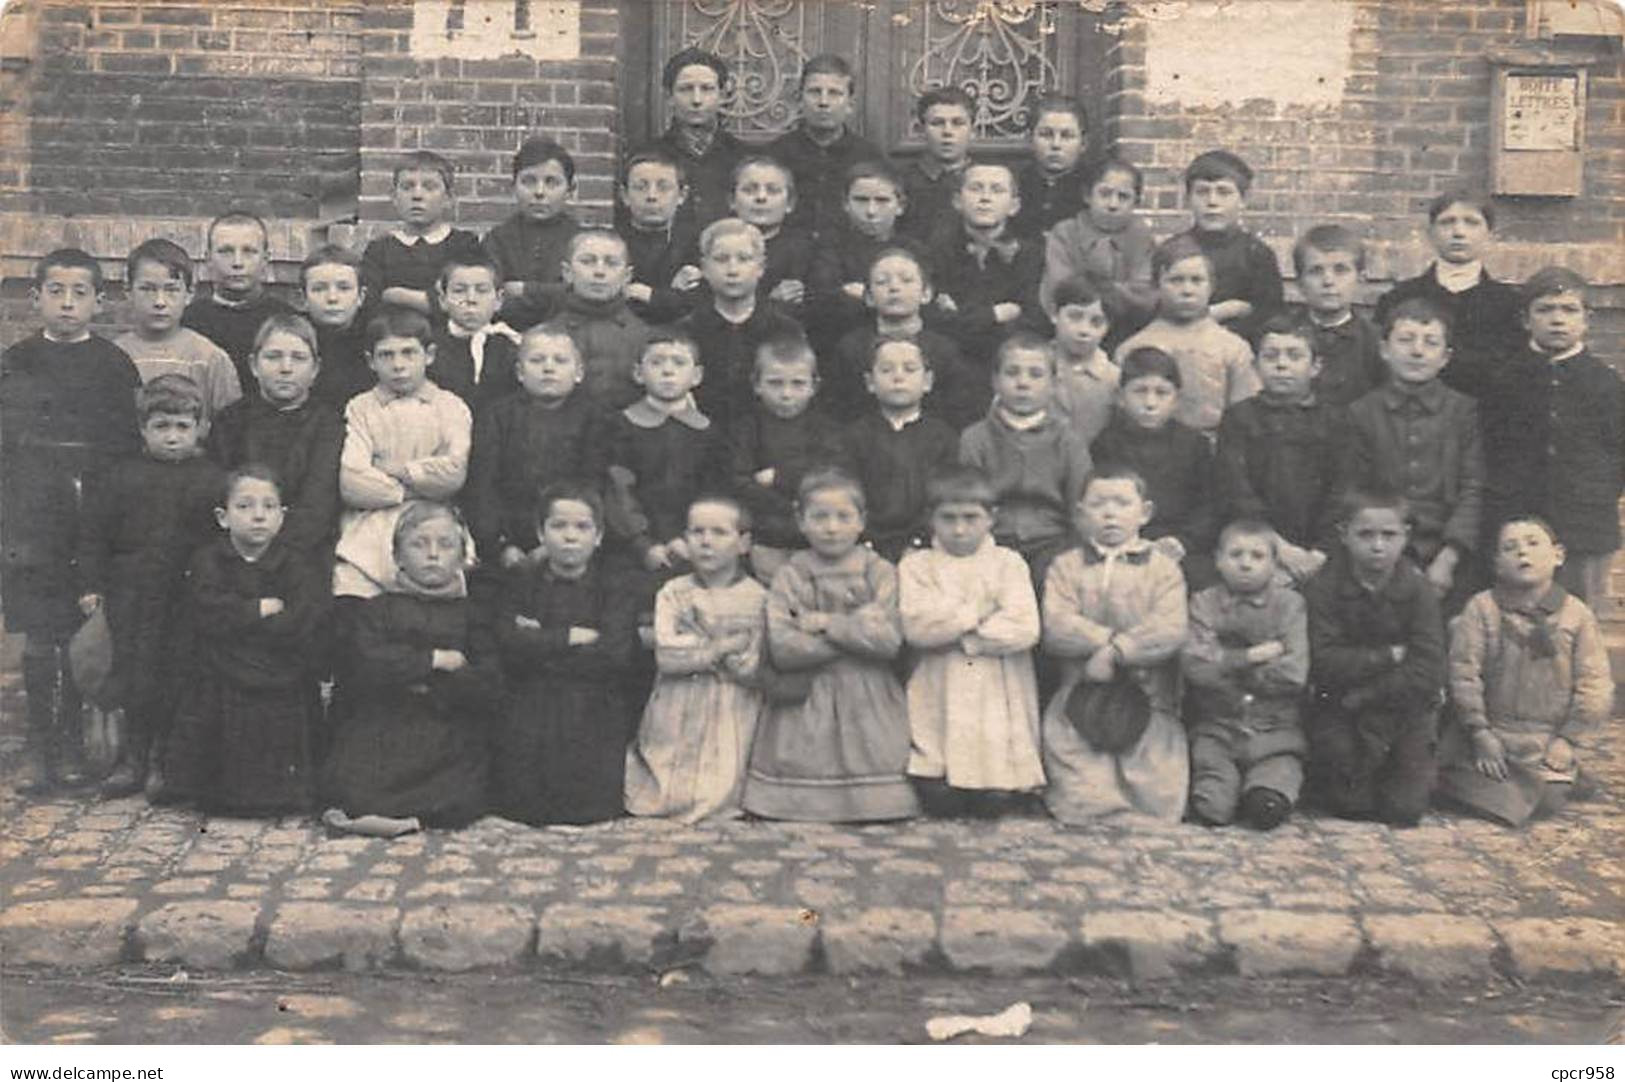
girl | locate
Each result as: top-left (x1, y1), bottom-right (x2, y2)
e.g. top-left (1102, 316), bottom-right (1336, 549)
top-left (167, 465), bottom-right (323, 815)
top-left (207, 314), bottom-right (344, 559)
top-left (742, 469), bottom-right (918, 822)
top-left (899, 467), bottom-right (1044, 816)
top-left (625, 496), bottom-right (768, 822)
top-left (465, 323), bottom-right (610, 570)
top-left (320, 502), bottom-right (494, 834)
top-left (493, 483), bottom-right (640, 826)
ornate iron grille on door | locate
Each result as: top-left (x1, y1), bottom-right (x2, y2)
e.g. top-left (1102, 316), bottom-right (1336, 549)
top-left (903, 0), bottom-right (1062, 142)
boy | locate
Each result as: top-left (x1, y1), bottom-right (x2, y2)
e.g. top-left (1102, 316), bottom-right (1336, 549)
top-left (1113, 236), bottom-right (1258, 439)
top-left (482, 136), bottom-right (580, 323)
top-left (1345, 298), bottom-right (1483, 608)
top-left (1480, 267), bottom-right (1624, 606)
top-left (1049, 276), bottom-right (1119, 447)
top-left (334, 306), bottom-right (473, 601)
top-left (653, 47), bottom-right (743, 233)
top-left (766, 54), bottom-right (885, 240)
top-left (1042, 155), bottom-right (1157, 337)
top-left (360, 150), bottom-right (485, 318)
top-left (828, 246), bottom-right (974, 426)
top-left (1440, 517), bottom-right (1612, 826)
top-left (1304, 487), bottom-right (1446, 827)
top-left (182, 211), bottom-right (294, 391)
top-left (730, 155), bottom-right (812, 307)
top-left (1171, 150), bottom-right (1283, 345)
top-left (840, 338), bottom-right (959, 561)
top-left (929, 160), bottom-right (1048, 410)
top-left (1181, 521), bottom-right (1310, 830)
top-left (1011, 96), bottom-right (1089, 238)
top-left (959, 331), bottom-right (1093, 586)
top-left (1, 249), bottom-right (141, 790)
top-left (115, 238), bottom-right (242, 421)
top-left (732, 334), bottom-right (845, 582)
top-left (551, 230), bottom-right (653, 411)
top-left (302, 244), bottom-right (375, 410)
top-left (605, 331), bottom-right (731, 573)
top-left (676, 218), bottom-right (803, 438)
top-left (807, 160), bottom-right (920, 324)
top-left (899, 85), bottom-right (974, 243)
top-left (1374, 191), bottom-right (1521, 400)
top-left (78, 374), bottom-right (226, 796)
top-left (618, 148), bottom-right (703, 324)
top-left (1090, 346), bottom-right (1217, 585)
top-left (429, 254), bottom-right (521, 411)
top-left (1291, 224), bottom-right (1385, 408)
top-left (1216, 311), bottom-right (1348, 583)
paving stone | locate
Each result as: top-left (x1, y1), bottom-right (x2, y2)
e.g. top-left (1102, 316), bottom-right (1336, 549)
top-left (150, 877), bottom-right (214, 896)
top-left (694, 905), bottom-right (816, 975)
top-left (536, 904), bottom-right (666, 966)
top-left (404, 877), bottom-right (496, 900)
top-left (0, 898), bottom-right (137, 967)
top-left (791, 879), bottom-right (856, 909)
top-left (629, 879), bottom-right (684, 898)
top-left (136, 901), bottom-right (261, 969)
top-left (944, 881), bottom-right (1014, 906)
top-left (822, 908), bottom-right (936, 974)
top-left (1216, 910), bottom-right (1362, 977)
top-left (264, 903), bottom-right (398, 972)
top-left (284, 878), bottom-right (333, 899)
top-left (344, 879), bottom-right (398, 902)
top-left (1362, 913), bottom-right (1498, 981)
top-left (1080, 910), bottom-right (1221, 980)
top-left (1498, 917), bottom-right (1625, 978)
top-left (970, 861), bottom-right (1029, 882)
top-left (497, 857), bottom-right (562, 876)
top-left (400, 903), bottom-right (534, 971)
top-left (940, 907), bottom-right (1068, 973)
top-left (873, 857), bottom-right (942, 878)
top-left (731, 859), bottom-right (783, 877)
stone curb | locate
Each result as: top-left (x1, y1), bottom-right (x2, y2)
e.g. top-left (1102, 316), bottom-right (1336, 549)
top-left (4, 896), bottom-right (1620, 984)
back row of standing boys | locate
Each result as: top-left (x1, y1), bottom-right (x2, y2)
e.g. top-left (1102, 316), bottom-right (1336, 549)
top-left (3, 47), bottom-right (1618, 835)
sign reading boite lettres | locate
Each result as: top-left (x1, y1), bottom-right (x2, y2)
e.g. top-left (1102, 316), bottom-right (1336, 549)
top-left (410, 0), bottom-right (581, 61)
top-left (1503, 73), bottom-right (1581, 152)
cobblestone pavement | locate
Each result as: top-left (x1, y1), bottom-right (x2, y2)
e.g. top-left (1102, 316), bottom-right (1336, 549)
top-left (2, 725), bottom-right (1622, 984)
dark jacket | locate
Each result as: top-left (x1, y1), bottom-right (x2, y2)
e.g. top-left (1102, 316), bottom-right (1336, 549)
top-left (482, 211), bottom-right (579, 292)
top-left (429, 324), bottom-right (521, 412)
top-left (828, 322), bottom-right (978, 429)
top-left (1373, 267), bottom-right (1522, 400)
top-left (840, 410), bottom-right (959, 560)
top-left (621, 219), bottom-right (702, 324)
top-left (1177, 226), bottom-right (1284, 346)
top-left (677, 299), bottom-right (804, 437)
top-left (359, 229), bottom-right (486, 306)
top-left (766, 124), bottom-right (888, 239)
top-left (1090, 413), bottom-right (1218, 559)
top-left (1012, 161), bottom-right (1088, 239)
top-left (898, 157), bottom-right (966, 246)
top-left (604, 401), bottom-right (731, 560)
top-left (1305, 554), bottom-right (1445, 714)
top-left (182, 289), bottom-right (296, 394)
top-left (927, 224), bottom-right (1049, 380)
top-left (185, 535), bottom-right (325, 690)
top-left (311, 313), bottom-right (376, 412)
top-left (207, 393), bottom-right (345, 558)
top-left (550, 292), bottom-right (652, 410)
top-left (731, 405), bottom-right (846, 548)
top-left (652, 125), bottom-right (746, 235)
top-left (1216, 393), bottom-right (1347, 551)
top-left (1300, 308), bottom-right (1387, 410)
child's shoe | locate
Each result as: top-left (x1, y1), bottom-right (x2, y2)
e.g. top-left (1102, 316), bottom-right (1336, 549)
top-left (99, 757), bottom-right (143, 799)
top-left (1239, 786), bottom-right (1291, 831)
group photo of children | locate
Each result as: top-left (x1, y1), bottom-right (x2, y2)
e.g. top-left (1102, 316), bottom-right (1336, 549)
top-left (3, 40), bottom-right (1619, 841)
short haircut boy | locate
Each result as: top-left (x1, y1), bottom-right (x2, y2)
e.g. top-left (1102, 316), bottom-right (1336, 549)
top-left (565, 229), bottom-right (629, 262)
top-left (1216, 517), bottom-right (1279, 554)
top-left (537, 480), bottom-right (605, 531)
top-left (1028, 94), bottom-right (1087, 135)
top-left (995, 329), bottom-right (1055, 369)
top-left (1380, 296), bottom-right (1451, 341)
top-left (866, 244), bottom-right (932, 289)
top-left (731, 154), bottom-right (797, 200)
top-left (137, 372), bottom-right (205, 422)
top-left (698, 217), bottom-right (765, 259)
top-left (797, 466), bottom-right (866, 513)
top-left (1427, 189), bottom-right (1495, 230)
top-left (222, 462), bottom-right (284, 505)
top-left (436, 252), bottom-right (502, 290)
top-left (1184, 149), bottom-right (1253, 195)
top-left (691, 491), bottom-right (754, 533)
top-left (393, 150), bottom-right (455, 193)
top-left (394, 499), bottom-right (466, 550)
top-left (1151, 234), bottom-right (1210, 281)
top-left (958, 158), bottom-right (1016, 190)
top-left (34, 247), bottom-right (104, 290)
top-left (1120, 345), bottom-right (1182, 388)
top-left (845, 158), bottom-right (904, 198)
top-left (1080, 463), bottom-right (1150, 501)
top-left (300, 243), bottom-right (363, 288)
top-left (869, 335), bottom-right (930, 371)
top-left (1255, 309), bottom-right (1317, 350)
top-left (1336, 484), bottom-right (1409, 527)
top-left (364, 305), bottom-right (435, 352)
top-left (754, 331), bottom-right (817, 377)
top-left (1084, 154), bottom-right (1143, 196)
top-left (662, 46), bottom-right (729, 91)
top-left (1050, 275), bottom-right (1103, 312)
top-left (519, 319), bottom-right (583, 356)
top-left (927, 463), bottom-right (996, 509)
top-left (206, 210), bottom-right (269, 251)
top-left (1520, 265), bottom-right (1588, 307)
top-left (1292, 223), bottom-right (1365, 276)
top-left (126, 238), bottom-right (194, 290)
top-left (621, 147), bottom-right (687, 187)
top-left (914, 85), bottom-right (974, 123)
top-left (513, 135), bottom-right (575, 182)
top-left (800, 53), bottom-right (854, 90)
top-left (643, 328), bottom-right (701, 366)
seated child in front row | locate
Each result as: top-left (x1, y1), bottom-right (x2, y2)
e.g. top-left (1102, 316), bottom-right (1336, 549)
top-left (361, 150), bottom-right (486, 319)
top-left (1304, 487), bottom-right (1446, 827)
top-left (1089, 346), bottom-right (1217, 586)
top-left (1181, 521), bottom-right (1309, 831)
top-left (1114, 235), bottom-right (1258, 439)
top-left (166, 466), bottom-right (324, 816)
top-left (1040, 467), bottom-right (1190, 825)
top-left (1439, 517), bottom-right (1612, 827)
top-left (960, 331), bottom-right (1094, 587)
top-left (1215, 312), bottom-right (1347, 585)
top-left (1048, 276), bottom-right (1119, 447)
top-left (732, 334), bottom-right (845, 584)
top-left (1344, 297), bottom-right (1483, 611)
top-left (334, 306), bottom-right (473, 601)
top-left (429, 254), bottom-right (521, 410)
top-left (78, 374), bottom-right (225, 798)
top-left (321, 502), bottom-right (495, 835)
top-left (207, 314), bottom-right (344, 561)
top-left (465, 323), bottom-right (610, 570)
top-left (839, 338), bottom-right (960, 562)
top-left (899, 467), bottom-right (1044, 817)
top-left (493, 484), bottom-right (640, 827)
top-left (742, 469), bottom-right (920, 822)
top-left (626, 496), bottom-right (769, 823)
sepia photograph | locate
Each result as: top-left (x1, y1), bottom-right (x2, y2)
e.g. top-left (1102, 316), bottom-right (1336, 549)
top-left (0, 0), bottom-right (1622, 1058)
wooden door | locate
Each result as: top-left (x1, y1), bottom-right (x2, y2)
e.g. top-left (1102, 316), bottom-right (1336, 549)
top-left (619, 1), bottom-right (1109, 157)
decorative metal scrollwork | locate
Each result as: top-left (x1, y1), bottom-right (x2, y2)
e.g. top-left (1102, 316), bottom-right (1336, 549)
top-left (903, 0), bottom-right (1062, 142)
top-left (678, 0), bottom-right (814, 139)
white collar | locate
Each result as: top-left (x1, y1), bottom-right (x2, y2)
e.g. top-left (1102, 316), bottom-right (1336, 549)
top-left (997, 404), bottom-right (1048, 430)
top-left (392, 223), bottom-right (453, 246)
top-left (1535, 340), bottom-right (1585, 363)
top-left (1061, 347), bottom-right (1115, 380)
top-left (1309, 309), bottom-right (1353, 329)
top-left (1434, 260), bottom-right (1484, 294)
top-left (883, 406), bottom-right (923, 432)
top-left (42, 330), bottom-right (91, 343)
